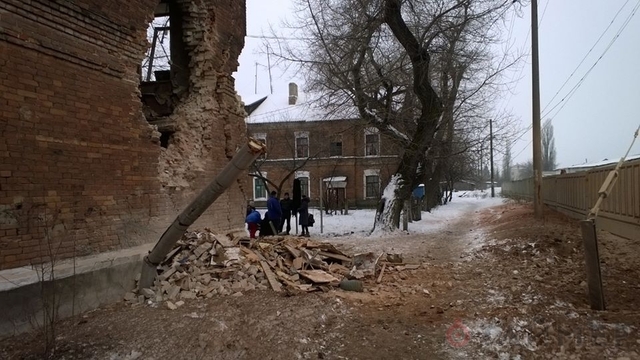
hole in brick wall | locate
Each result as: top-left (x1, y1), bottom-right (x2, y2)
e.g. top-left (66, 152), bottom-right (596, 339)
top-left (140, 0), bottom-right (190, 123)
top-left (160, 131), bottom-right (174, 148)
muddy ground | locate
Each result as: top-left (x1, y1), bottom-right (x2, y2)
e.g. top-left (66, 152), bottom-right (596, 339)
top-left (2, 201), bottom-right (639, 359)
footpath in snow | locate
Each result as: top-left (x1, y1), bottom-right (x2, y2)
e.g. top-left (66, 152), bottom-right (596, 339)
top-left (311, 190), bottom-right (504, 239)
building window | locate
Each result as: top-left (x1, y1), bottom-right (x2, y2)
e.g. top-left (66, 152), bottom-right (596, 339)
top-left (253, 172), bottom-right (268, 200)
top-left (365, 128), bottom-right (380, 156)
top-left (330, 135), bottom-right (343, 157)
top-left (364, 169), bottom-right (380, 199)
top-left (253, 133), bottom-right (267, 159)
top-left (296, 171), bottom-right (310, 197)
top-left (295, 131), bottom-right (309, 158)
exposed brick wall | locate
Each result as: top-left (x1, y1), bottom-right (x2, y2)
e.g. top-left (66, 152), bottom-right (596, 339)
top-left (0, 0), bottom-right (248, 269)
top-left (247, 120), bottom-right (401, 208)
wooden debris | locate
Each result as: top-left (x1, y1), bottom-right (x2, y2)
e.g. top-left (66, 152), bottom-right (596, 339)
top-left (284, 244), bottom-right (301, 258)
top-left (293, 257), bottom-right (304, 270)
top-left (376, 263), bottom-right (386, 284)
top-left (318, 251), bottom-right (352, 263)
top-left (260, 261), bottom-right (282, 292)
top-left (141, 229), bottom-right (357, 307)
top-left (298, 270), bottom-right (339, 284)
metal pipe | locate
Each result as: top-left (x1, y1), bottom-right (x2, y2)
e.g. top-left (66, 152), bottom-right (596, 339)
top-left (138, 139), bottom-right (266, 290)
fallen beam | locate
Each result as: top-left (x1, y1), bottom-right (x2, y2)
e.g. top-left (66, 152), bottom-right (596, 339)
top-left (138, 139), bottom-right (265, 290)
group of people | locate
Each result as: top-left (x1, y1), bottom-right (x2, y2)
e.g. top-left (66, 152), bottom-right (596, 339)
top-left (245, 191), bottom-right (312, 238)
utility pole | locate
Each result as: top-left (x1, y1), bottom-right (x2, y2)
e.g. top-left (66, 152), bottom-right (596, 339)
top-left (254, 62), bottom-right (258, 94)
top-left (531, 0), bottom-right (543, 219)
top-left (490, 119), bottom-right (495, 198)
top-left (266, 45), bottom-right (274, 95)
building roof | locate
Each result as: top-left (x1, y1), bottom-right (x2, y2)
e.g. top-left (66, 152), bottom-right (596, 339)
top-left (563, 154), bottom-right (640, 170)
top-left (242, 89), bottom-right (356, 124)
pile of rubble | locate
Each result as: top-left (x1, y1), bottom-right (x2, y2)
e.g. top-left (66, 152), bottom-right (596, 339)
top-left (124, 230), bottom-right (382, 309)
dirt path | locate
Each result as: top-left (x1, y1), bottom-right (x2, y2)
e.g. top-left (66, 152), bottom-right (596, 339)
top-left (3, 201), bottom-right (640, 359)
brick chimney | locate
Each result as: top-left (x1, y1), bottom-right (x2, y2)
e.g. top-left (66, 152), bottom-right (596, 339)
top-left (288, 82), bottom-right (298, 105)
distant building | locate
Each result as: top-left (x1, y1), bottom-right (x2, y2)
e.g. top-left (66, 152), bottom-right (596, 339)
top-left (243, 83), bottom-right (403, 209)
top-left (510, 164), bottom-right (530, 181)
top-left (560, 154), bottom-right (640, 174)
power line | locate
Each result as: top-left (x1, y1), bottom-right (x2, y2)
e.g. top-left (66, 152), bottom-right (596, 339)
top-left (505, 1), bottom-right (639, 163)
top-left (541, 0), bottom-right (640, 119)
top-left (540, 0), bottom-right (633, 115)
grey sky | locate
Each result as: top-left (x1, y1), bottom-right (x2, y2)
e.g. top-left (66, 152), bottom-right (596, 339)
top-left (233, 0), bottom-right (640, 168)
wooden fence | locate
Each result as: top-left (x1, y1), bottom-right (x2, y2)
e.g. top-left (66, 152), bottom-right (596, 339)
top-left (502, 158), bottom-right (640, 240)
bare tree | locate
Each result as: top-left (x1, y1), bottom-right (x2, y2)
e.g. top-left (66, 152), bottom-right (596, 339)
top-left (542, 119), bottom-right (557, 171)
top-left (502, 142), bottom-right (511, 182)
top-left (270, 0), bottom-right (519, 230)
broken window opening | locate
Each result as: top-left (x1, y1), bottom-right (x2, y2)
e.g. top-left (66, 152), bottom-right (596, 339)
top-left (142, 16), bottom-right (171, 82)
top-left (140, 1), bottom-right (190, 125)
top-left (159, 130), bottom-right (174, 148)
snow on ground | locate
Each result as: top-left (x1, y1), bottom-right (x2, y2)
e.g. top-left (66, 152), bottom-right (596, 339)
top-left (315, 189), bottom-right (504, 239)
top-left (252, 190), bottom-right (504, 239)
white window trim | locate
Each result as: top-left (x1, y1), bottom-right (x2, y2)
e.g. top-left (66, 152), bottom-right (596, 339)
top-left (295, 170), bottom-right (311, 197)
top-left (364, 127), bottom-right (380, 157)
top-left (295, 131), bottom-right (310, 158)
top-left (252, 172), bottom-right (268, 201)
top-left (253, 133), bottom-right (267, 142)
top-left (363, 169), bottom-right (380, 199)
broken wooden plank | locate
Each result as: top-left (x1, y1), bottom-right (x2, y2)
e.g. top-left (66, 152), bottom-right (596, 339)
top-left (376, 263), bottom-right (386, 284)
top-left (158, 266), bottom-right (177, 282)
top-left (162, 246), bottom-right (183, 265)
top-left (213, 234), bottom-right (235, 248)
top-left (318, 251), bottom-right (352, 263)
top-left (239, 247), bottom-right (261, 262)
top-left (260, 260), bottom-right (282, 292)
top-left (275, 270), bottom-right (292, 282)
top-left (284, 244), bottom-right (301, 258)
top-left (298, 270), bottom-right (339, 284)
top-left (292, 257), bottom-right (304, 270)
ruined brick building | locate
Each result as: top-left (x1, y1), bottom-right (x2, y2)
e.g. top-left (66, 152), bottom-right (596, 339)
top-left (245, 83), bottom-right (401, 210)
top-left (0, 0), bottom-right (249, 269)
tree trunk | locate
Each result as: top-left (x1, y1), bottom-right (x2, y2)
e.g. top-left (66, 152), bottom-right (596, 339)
top-left (371, 0), bottom-right (445, 232)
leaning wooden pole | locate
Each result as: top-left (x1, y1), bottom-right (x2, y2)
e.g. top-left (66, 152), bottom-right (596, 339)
top-left (580, 124), bottom-right (639, 310)
top-left (138, 139), bottom-right (266, 291)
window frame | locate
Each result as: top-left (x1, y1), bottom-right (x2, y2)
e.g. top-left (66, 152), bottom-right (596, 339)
top-left (252, 172), bottom-right (268, 201)
top-left (295, 170), bottom-right (311, 197)
top-left (329, 135), bottom-right (343, 157)
top-left (295, 131), bottom-right (310, 158)
top-left (363, 169), bottom-right (381, 199)
top-left (364, 128), bottom-right (380, 157)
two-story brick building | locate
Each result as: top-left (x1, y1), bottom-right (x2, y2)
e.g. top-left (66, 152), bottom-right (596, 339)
top-left (244, 83), bottom-right (402, 210)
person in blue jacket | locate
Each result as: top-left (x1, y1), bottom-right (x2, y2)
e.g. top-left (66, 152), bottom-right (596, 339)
top-left (245, 207), bottom-right (261, 238)
top-left (266, 191), bottom-right (282, 233)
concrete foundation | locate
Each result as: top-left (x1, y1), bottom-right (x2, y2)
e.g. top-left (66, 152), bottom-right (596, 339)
top-left (0, 244), bottom-right (150, 340)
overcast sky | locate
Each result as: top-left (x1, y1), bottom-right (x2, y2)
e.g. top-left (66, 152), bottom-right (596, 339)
top-left (233, 0), bottom-right (640, 168)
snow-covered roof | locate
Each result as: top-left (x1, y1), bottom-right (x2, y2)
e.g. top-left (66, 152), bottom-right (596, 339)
top-left (564, 154), bottom-right (640, 170)
top-left (243, 89), bottom-right (356, 124)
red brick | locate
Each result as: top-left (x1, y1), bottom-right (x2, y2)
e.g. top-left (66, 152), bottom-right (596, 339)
top-left (0, 0), bottom-right (247, 270)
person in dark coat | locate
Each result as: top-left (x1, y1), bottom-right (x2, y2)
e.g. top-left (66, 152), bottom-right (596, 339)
top-left (298, 195), bottom-right (310, 237)
top-left (259, 211), bottom-right (275, 237)
top-left (266, 191), bottom-right (282, 234)
top-left (279, 192), bottom-right (293, 235)
top-left (245, 207), bottom-right (261, 239)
